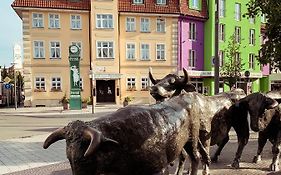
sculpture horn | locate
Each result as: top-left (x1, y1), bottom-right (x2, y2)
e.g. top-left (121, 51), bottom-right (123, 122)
top-left (180, 68), bottom-right (189, 84)
top-left (83, 127), bottom-right (119, 157)
top-left (43, 128), bottom-right (65, 149)
top-left (267, 99), bottom-right (279, 109)
top-left (149, 71), bottom-right (157, 85)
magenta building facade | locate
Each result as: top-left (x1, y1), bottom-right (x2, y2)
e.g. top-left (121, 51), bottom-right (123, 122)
top-left (178, 17), bottom-right (204, 71)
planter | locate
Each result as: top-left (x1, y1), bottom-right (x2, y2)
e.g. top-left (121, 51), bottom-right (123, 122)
top-left (63, 103), bottom-right (69, 110)
top-left (82, 102), bottom-right (87, 109)
top-left (123, 100), bottom-right (129, 107)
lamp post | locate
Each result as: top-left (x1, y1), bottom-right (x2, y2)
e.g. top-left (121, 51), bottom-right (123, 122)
top-left (244, 70), bottom-right (250, 94)
top-left (214, 0), bottom-right (220, 94)
top-left (11, 63), bottom-right (17, 110)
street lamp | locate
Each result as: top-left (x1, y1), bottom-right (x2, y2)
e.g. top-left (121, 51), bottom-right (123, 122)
top-left (244, 70), bottom-right (250, 94)
top-left (214, 0), bottom-right (220, 94)
top-left (11, 62), bottom-right (17, 110)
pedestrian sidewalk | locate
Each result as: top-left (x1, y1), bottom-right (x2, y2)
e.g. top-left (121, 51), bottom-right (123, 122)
top-left (0, 104), bottom-right (123, 116)
top-left (0, 134), bottom-right (66, 175)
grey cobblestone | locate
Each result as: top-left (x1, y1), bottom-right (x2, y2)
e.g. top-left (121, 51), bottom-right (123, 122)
top-left (0, 131), bottom-right (281, 175)
top-left (0, 106), bottom-right (280, 175)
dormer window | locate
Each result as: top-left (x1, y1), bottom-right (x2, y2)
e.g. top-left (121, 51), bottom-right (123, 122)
top-left (133, 0), bottom-right (143, 4)
top-left (156, 0), bottom-right (166, 5)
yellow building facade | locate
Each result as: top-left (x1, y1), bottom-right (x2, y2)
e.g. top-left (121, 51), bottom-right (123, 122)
top-left (12, 0), bottom-right (179, 106)
top-left (90, 0), bottom-right (122, 105)
top-left (119, 13), bottom-right (179, 103)
top-left (12, 2), bottom-right (91, 107)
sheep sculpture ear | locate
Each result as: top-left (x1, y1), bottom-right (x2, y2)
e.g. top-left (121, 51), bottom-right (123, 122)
top-left (83, 127), bottom-right (119, 158)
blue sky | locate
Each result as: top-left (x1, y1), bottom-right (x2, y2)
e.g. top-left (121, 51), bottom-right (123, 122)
top-left (0, 0), bottom-right (22, 67)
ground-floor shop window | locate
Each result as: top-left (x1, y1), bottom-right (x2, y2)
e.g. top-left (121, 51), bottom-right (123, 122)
top-left (271, 81), bottom-right (281, 91)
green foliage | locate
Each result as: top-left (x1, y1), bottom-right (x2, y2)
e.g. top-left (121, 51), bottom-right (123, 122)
top-left (124, 96), bottom-right (134, 102)
top-left (246, 0), bottom-right (281, 71)
top-left (220, 34), bottom-right (245, 88)
top-left (87, 96), bottom-right (93, 105)
top-left (1, 66), bottom-right (8, 81)
top-left (59, 94), bottom-right (69, 104)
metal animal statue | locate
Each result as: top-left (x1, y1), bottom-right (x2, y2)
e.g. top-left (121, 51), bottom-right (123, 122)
top-left (251, 91), bottom-right (281, 171)
top-left (43, 93), bottom-right (208, 175)
top-left (149, 68), bottom-right (196, 102)
top-left (149, 70), bottom-right (278, 174)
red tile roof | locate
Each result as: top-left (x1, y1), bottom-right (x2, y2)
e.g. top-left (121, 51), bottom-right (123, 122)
top-left (11, 0), bottom-right (90, 10)
top-left (179, 0), bottom-right (208, 19)
top-left (119, 0), bottom-right (208, 19)
top-left (119, 0), bottom-right (180, 14)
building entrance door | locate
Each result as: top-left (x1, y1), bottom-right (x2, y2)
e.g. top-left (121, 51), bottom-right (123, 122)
top-left (96, 80), bottom-right (115, 103)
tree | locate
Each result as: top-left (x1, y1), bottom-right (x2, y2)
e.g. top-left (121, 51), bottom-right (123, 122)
top-left (220, 34), bottom-right (245, 89)
top-left (1, 66), bottom-right (8, 80)
top-left (246, 0), bottom-right (281, 71)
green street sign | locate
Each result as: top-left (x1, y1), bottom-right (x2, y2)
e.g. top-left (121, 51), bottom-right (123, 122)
top-left (69, 45), bottom-right (81, 110)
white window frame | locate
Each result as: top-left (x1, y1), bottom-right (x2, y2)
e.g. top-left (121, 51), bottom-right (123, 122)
top-left (96, 14), bottom-right (113, 29)
top-left (141, 77), bottom-right (149, 90)
top-left (50, 41), bottom-right (61, 59)
top-left (235, 3), bottom-right (241, 21)
top-left (33, 41), bottom-right (45, 58)
top-left (156, 0), bottom-right (166, 5)
top-left (71, 14), bottom-right (81, 29)
top-left (126, 17), bottom-right (136, 32)
top-left (261, 14), bottom-right (266, 23)
top-left (127, 77), bottom-right (136, 90)
top-left (96, 41), bottom-right (114, 59)
top-left (191, 0), bottom-right (200, 9)
top-left (235, 52), bottom-right (241, 64)
top-left (219, 0), bottom-right (225, 18)
top-left (80, 77), bottom-right (83, 90)
top-left (133, 0), bottom-right (143, 4)
top-left (49, 13), bottom-right (60, 29)
top-left (156, 18), bottom-right (165, 33)
top-left (249, 16), bottom-right (255, 24)
top-left (156, 44), bottom-right (165, 60)
top-left (189, 22), bottom-right (197, 40)
top-left (235, 26), bottom-right (241, 43)
top-left (126, 43), bottom-right (136, 60)
top-left (141, 43), bottom-right (150, 60)
top-left (249, 29), bottom-right (255, 45)
top-left (219, 50), bottom-right (224, 67)
top-left (188, 49), bottom-right (196, 68)
top-left (219, 24), bottom-right (225, 41)
top-left (71, 41), bottom-right (83, 59)
top-left (51, 77), bottom-right (61, 90)
top-left (140, 18), bottom-right (150, 32)
top-left (35, 77), bottom-right (45, 90)
top-left (249, 53), bottom-right (255, 69)
top-left (32, 13), bottom-right (44, 28)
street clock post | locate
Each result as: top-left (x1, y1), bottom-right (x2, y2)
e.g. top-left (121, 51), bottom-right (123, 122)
top-left (69, 45), bottom-right (82, 110)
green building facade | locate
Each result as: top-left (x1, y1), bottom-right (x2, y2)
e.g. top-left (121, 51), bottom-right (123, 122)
top-left (204, 0), bottom-right (265, 95)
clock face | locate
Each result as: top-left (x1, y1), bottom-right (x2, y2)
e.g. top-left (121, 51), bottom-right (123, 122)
top-left (70, 45), bottom-right (78, 53)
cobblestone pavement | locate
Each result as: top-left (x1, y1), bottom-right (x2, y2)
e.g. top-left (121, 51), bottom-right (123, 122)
top-left (1, 105), bottom-right (281, 175)
top-left (2, 131), bottom-right (281, 175)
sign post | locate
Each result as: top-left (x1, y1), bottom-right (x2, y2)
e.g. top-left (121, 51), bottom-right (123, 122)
top-left (69, 45), bottom-right (82, 110)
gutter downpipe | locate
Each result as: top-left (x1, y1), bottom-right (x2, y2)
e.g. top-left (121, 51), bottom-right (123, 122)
top-left (88, 7), bottom-right (95, 114)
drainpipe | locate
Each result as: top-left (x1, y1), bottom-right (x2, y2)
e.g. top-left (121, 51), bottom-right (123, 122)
top-left (214, 0), bottom-right (220, 94)
top-left (179, 17), bottom-right (182, 72)
top-left (118, 12), bottom-right (121, 104)
top-left (88, 8), bottom-right (95, 113)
